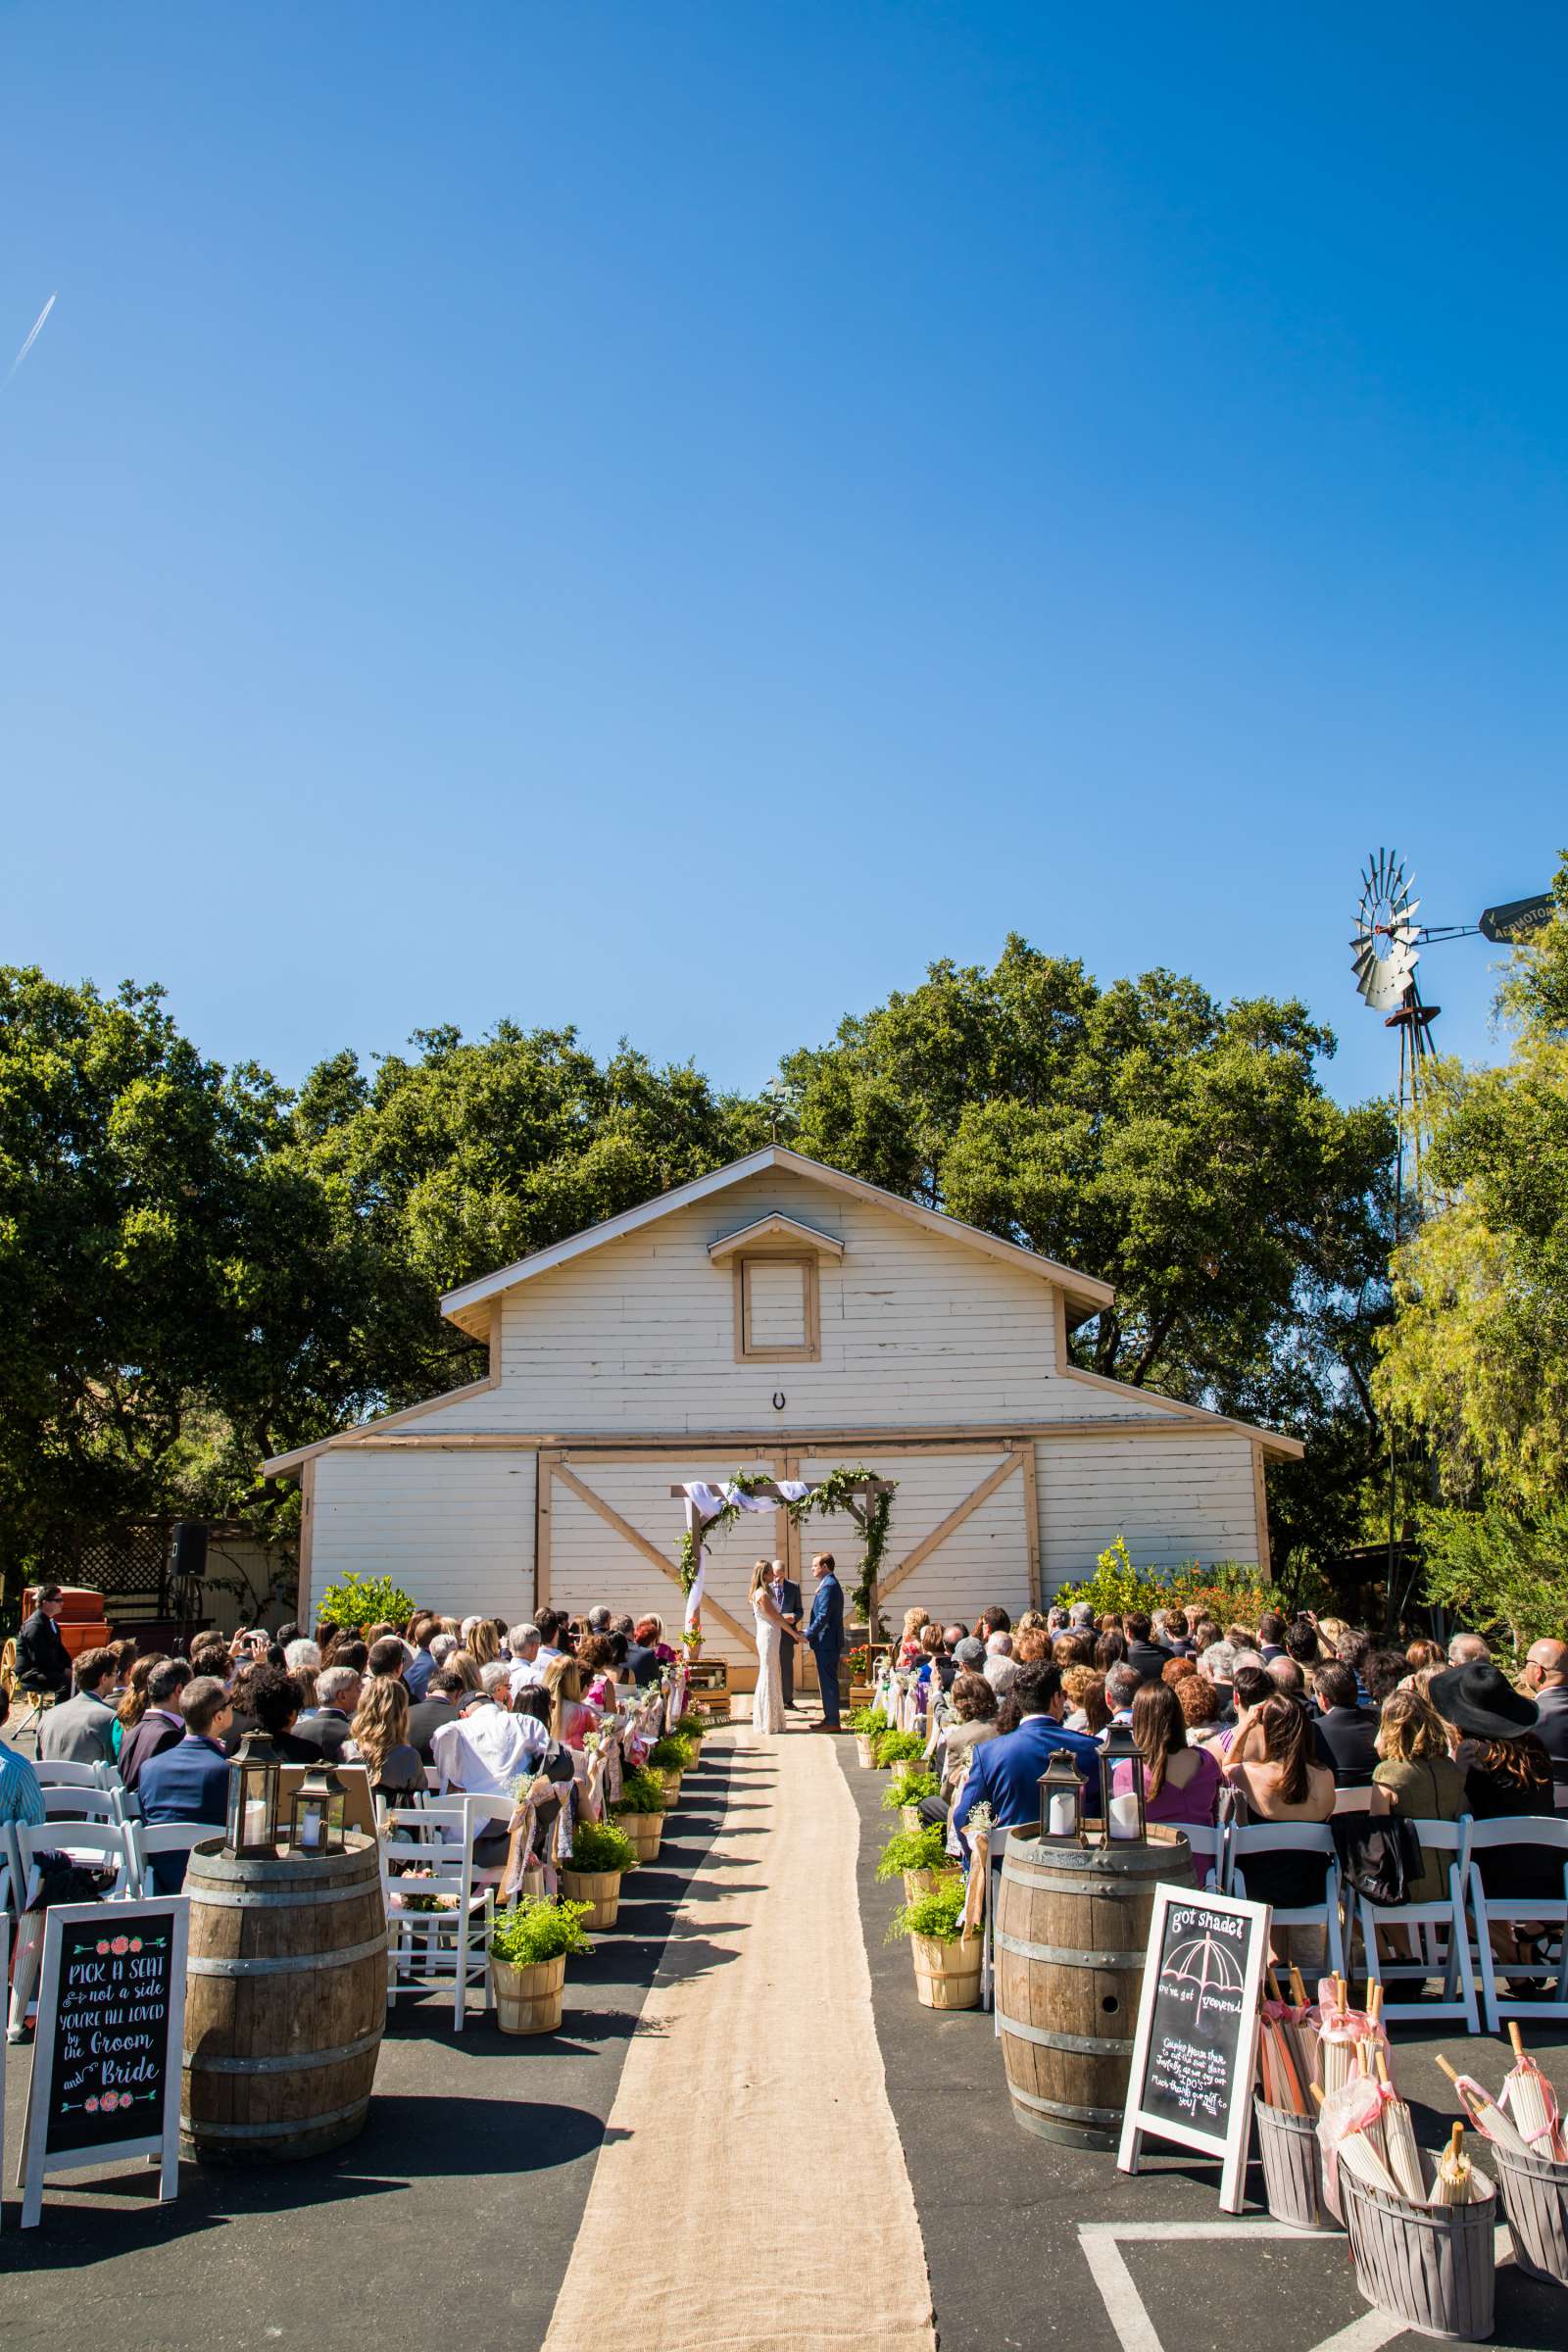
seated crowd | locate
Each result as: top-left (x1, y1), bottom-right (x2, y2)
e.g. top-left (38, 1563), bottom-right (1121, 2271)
top-left (888, 1600), bottom-right (1568, 1932)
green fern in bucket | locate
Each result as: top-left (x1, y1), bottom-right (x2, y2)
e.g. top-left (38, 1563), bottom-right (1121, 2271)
top-left (875, 1825), bottom-right (951, 1881)
top-left (882, 1768), bottom-right (939, 1812)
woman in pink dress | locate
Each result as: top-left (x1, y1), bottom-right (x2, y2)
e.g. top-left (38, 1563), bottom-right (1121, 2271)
top-left (544, 1655), bottom-right (599, 1750)
top-left (1112, 1681), bottom-right (1221, 1827)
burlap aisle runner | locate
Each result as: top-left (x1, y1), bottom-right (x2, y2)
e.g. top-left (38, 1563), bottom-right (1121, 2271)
top-left (542, 1726), bottom-right (936, 2352)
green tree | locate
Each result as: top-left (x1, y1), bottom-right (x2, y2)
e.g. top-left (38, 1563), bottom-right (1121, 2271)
top-left (781, 938), bottom-right (1396, 1556)
top-left (1376, 855), bottom-right (1568, 1508)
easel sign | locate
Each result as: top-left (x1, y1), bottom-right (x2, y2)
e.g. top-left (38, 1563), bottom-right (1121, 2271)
top-left (1116, 1884), bottom-right (1270, 2214)
top-left (18, 1896), bottom-right (189, 2229)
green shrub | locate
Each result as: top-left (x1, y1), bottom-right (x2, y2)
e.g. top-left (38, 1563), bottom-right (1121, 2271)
top-left (886, 1876), bottom-right (970, 1945)
top-left (874, 1729), bottom-right (925, 1769)
top-left (847, 1705), bottom-right (888, 1736)
top-left (882, 1769), bottom-right (939, 1812)
top-left (648, 1734), bottom-right (697, 1773)
top-left (317, 1571), bottom-right (416, 1632)
top-left (875, 1825), bottom-right (951, 1881)
top-left (611, 1768), bottom-right (669, 1815)
top-left (564, 1820), bottom-right (637, 1874)
top-left (490, 1897), bottom-right (594, 1967)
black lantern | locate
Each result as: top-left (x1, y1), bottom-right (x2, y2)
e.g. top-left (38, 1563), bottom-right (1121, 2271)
top-left (1098, 1720), bottom-right (1148, 1844)
top-left (224, 1732), bottom-right (282, 1858)
top-left (1038, 1747), bottom-right (1085, 1841)
top-left (287, 1760), bottom-right (349, 1856)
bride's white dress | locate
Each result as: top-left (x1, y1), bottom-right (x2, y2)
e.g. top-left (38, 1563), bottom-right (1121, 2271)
top-left (752, 1592), bottom-right (787, 1735)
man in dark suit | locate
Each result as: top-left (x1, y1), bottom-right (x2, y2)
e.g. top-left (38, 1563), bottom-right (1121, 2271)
top-left (1123, 1612), bottom-right (1173, 1686)
top-left (16, 1586), bottom-right (73, 1704)
top-left (952, 1663), bottom-right (1100, 1842)
top-left (291, 1666), bottom-right (362, 1760)
top-left (1257, 1612), bottom-right (1289, 1665)
top-left (139, 1677), bottom-right (234, 1888)
top-left (405, 1668), bottom-right (466, 1763)
top-left (805, 1553), bottom-right (844, 1732)
top-left (1524, 1640), bottom-right (1568, 1796)
top-left (613, 1614), bottom-right (661, 1688)
top-left (1310, 1662), bottom-right (1379, 1787)
top-left (768, 1559), bottom-right (803, 1707)
top-left (119, 1658), bottom-right (192, 1791)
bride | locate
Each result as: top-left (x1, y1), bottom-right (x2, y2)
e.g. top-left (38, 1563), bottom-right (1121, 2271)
top-left (750, 1557), bottom-right (806, 1736)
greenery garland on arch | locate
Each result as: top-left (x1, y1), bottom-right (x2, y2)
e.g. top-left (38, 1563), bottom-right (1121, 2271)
top-left (675, 1464), bottom-right (899, 1628)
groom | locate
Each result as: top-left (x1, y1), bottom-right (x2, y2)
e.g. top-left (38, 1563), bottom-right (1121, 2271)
top-left (805, 1551), bottom-right (845, 1733)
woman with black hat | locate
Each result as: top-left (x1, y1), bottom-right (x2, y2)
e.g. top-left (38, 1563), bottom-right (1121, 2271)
top-left (1429, 1660), bottom-right (1556, 1914)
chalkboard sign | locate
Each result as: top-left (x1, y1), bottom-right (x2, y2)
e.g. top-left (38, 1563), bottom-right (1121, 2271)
top-left (1116, 1884), bottom-right (1270, 2214)
top-left (20, 1896), bottom-right (188, 2229)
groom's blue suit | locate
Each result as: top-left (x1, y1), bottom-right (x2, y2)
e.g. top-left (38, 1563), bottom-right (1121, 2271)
top-left (805, 1570), bottom-right (845, 1727)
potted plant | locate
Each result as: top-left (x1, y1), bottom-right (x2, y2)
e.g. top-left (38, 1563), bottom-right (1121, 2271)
top-left (882, 1767), bottom-right (939, 1832)
top-left (847, 1704), bottom-right (887, 1770)
top-left (560, 1818), bottom-right (637, 1929)
top-left (610, 1767), bottom-right (670, 1864)
top-left (846, 1643), bottom-right (874, 1703)
top-left (648, 1732), bottom-right (697, 1802)
top-left (875, 1824), bottom-right (958, 1900)
top-left (886, 1876), bottom-right (981, 2010)
top-left (873, 1727), bottom-right (926, 1772)
top-left (488, 1896), bottom-right (594, 2035)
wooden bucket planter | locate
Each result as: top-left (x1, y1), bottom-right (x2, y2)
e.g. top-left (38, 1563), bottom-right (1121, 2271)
top-left (1342, 2168), bottom-right (1497, 2342)
top-left (1253, 2097), bottom-right (1337, 2232)
top-left (855, 1735), bottom-right (878, 1770)
top-left (490, 1953), bottom-right (565, 2036)
top-left (659, 1769), bottom-right (683, 1804)
top-left (994, 1825), bottom-right (1195, 2151)
top-left (899, 1804), bottom-right (924, 1835)
top-left (1492, 2140), bottom-right (1568, 2288)
top-left (910, 1930), bottom-right (981, 2011)
top-left (181, 1835), bottom-right (386, 2163)
top-left (615, 1811), bottom-right (662, 1866)
top-left (561, 1866), bottom-right (622, 1931)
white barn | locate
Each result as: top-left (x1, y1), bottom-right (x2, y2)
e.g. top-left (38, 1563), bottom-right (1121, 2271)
top-left (265, 1149), bottom-right (1301, 1678)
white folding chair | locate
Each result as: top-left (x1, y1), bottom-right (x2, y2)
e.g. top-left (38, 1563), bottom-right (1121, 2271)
top-left (39, 1783), bottom-right (120, 1826)
top-left (9, 1819), bottom-right (140, 2038)
top-left (1184, 1820), bottom-right (1229, 1893)
top-left (1467, 1818), bottom-right (1568, 2030)
top-left (0, 1819), bottom-right (20, 1923)
top-left (381, 1803), bottom-right (492, 2031)
top-left (32, 1758), bottom-right (111, 1791)
top-left (127, 1821), bottom-right (214, 1895)
top-left (1355, 1817), bottom-right (1478, 2030)
top-left (1229, 1824), bottom-right (1346, 1978)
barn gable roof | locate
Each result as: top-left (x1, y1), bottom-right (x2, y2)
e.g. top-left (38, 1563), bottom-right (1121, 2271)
top-left (438, 1147), bottom-right (1116, 1333)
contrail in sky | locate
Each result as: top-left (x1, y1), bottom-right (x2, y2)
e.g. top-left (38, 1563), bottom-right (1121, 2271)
top-left (5, 293), bottom-right (57, 386)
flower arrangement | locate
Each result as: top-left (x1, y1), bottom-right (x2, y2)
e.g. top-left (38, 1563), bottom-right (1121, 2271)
top-left (611, 1768), bottom-right (669, 1816)
top-left (874, 1825), bottom-right (951, 1882)
top-left (490, 1897), bottom-right (594, 1967)
top-left (885, 1876), bottom-right (969, 1945)
top-left (882, 1768), bottom-right (939, 1812)
top-left (846, 1644), bottom-right (873, 1681)
top-left (565, 1819), bottom-right (637, 1875)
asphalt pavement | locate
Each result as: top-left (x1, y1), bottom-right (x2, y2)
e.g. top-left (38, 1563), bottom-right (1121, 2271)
top-left (842, 1747), bottom-right (1568, 2352)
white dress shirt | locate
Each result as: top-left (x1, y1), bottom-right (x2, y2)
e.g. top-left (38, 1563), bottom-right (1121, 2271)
top-left (431, 1703), bottom-right (552, 1795)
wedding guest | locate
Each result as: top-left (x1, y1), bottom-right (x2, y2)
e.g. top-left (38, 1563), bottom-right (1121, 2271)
top-left (1256, 1613), bottom-right (1289, 1665)
top-left (139, 1678), bottom-right (235, 1888)
top-left (983, 1631), bottom-right (1018, 1698)
top-left (1115, 1682), bottom-right (1220, 1828)
top-left (15, 1585), bottom-right (72, 1705)
top-left (1207, 1663), bottom-right (1274, 1758)
top-left (464, 1618), bottom-right (501, 1671)
top-left (114, 1652), bottom-right (164, 1759)
top-left (293, 1665), bottom-right (363, 1760)
top-left (1446, 1632), bottom-right (1491, 1667)
top-left (938, 1671), bottom-right (1001, 1805)
top-left (1061, 1665), bottom-right (1110, 1736)
top-left (244, 1665), bottom-right (319, 1762)
top-left (1223, 1695), bottom-right (1335, 1835)
top-left (1310, 1662), bottom-right (1379, 1787)
top-left (345, 1676), bottom-right (423, 1796)
top-left (1430, 1660), bottom-right (1557, 1905)
top-left (443, 1649), bottom-right (481, 1696)
top-left (577, 1635), bottom-right (619, 1712)
top-left (953, 1663), bottom-right (1099, 1842)
top-left (635, 1614), bottom-right (675, 1666)
top-left (1174, 1673), bottom-right (1221, 1735)
top-left (1162, 1608), bottom-right (1193, 1658)
top-left (404, 1616), bottom-right (441, 1700)
top-left (1364, 1647), bottom-right (1409, 1705)
top-left (1102, 1664), bottom-right (1141, 1730)
top-left (1404, 1638), bottom-right (1445, 1680)
top-left (1161, 1656), bottom-right (1197, 1689)
top-left (1523, 1639), bottom-right (1568, 1794)
top-left (39, 1648), bottom-right (119, 1768)
top-left (1372, 1690), bottom-right (1465, 1905)
top-left (118, 1658), bottom-right (192, 1790)
top-left (1095, 1629), bottom-right (1128, 1672)
top-left (1266, 1656), bottom-right (1308, 1704)
top-left (508, 1625), bottom-right (546, 1695)
top-left (544, 1655), bottom-right (597, 1749)
top-left (406, 1666), bottom-right (466, 1763)
top-left (368, 1636), bottom-right (407, 1684)
top-left (1123, 1613), bottom-right (1172, 1685)
top-left (619, 1616), bottom-right (661, 1687)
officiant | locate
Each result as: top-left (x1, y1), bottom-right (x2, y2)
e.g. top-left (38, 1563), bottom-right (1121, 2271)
top-left (767, 1558), bottom-right (803, 1708)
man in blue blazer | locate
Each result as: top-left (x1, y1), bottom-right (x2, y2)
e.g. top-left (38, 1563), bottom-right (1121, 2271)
top-left (951, 1662), bottom-right (1100, 1848)
top-left (805, 1552), bottom-right (845, 1732)
top-left (138, 1676), bottom-right (234, 1889)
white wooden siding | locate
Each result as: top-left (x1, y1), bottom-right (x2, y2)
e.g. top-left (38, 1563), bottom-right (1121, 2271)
top-left (308, 1447), bottom-right (536, 1629)
top-left (547, 1453), bottom-right (782, 1665)
top-left (1034, 1433), bottom-right (1259, 1593)
top-left (798, 1449), bottom-right (1031, 1633)
top-left (404, 1167), bottom-right (1179, 1437)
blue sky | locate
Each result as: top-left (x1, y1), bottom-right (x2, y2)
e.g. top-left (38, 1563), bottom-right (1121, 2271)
top-left (2, 3), bottom-right (1560, 1109)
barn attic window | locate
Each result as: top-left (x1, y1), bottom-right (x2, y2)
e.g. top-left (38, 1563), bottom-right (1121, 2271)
top-left (707, 1211), bottom-right (842, 1366)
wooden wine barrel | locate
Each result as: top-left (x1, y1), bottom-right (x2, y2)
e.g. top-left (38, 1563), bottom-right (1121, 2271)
top-left (994, 1826), bottom-right (1194, 2150)
top-left (181, 1834), bottom-right (387, 2162)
